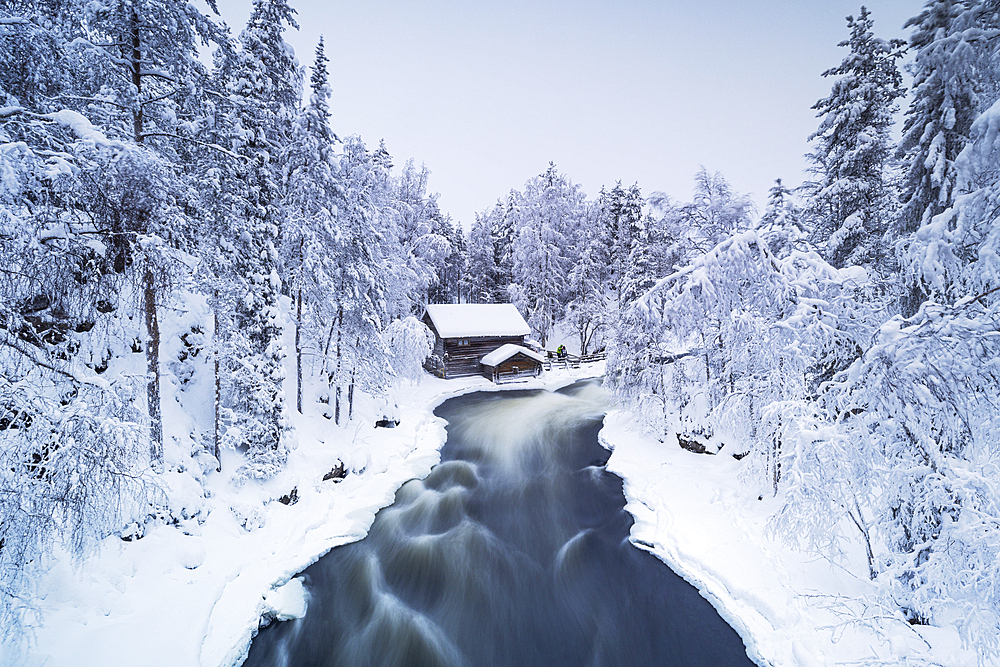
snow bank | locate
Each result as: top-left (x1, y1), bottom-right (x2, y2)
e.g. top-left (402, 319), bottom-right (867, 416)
top-left (600, 410), bottom-right (977, 667)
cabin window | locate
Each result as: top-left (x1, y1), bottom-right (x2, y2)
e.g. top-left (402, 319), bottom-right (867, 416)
top-left (456, 339), bottom-right (469, 346)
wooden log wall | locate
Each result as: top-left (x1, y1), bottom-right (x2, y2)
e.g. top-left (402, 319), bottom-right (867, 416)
top-left (443, 336), bottom-right (525, 377)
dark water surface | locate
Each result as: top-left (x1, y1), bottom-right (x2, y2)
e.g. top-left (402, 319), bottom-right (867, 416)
top-left (244, 381), bottom-right (756, 666)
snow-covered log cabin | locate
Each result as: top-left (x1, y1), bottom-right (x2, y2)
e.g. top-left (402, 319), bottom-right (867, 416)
top-left (422, 304), bottom-right (538, 380)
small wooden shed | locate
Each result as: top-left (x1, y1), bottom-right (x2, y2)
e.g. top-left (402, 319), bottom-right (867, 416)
top-left (480, 344), bottom-right (545, 383)
top-left (422, 304), bottom-right (534, 379)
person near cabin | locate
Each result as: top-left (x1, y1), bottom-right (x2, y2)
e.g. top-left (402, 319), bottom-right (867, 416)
top-left (556, 344), bottom-right (567, 358)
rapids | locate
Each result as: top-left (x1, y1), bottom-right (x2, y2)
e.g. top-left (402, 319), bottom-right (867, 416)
top-left (243, 381), bottom-right (755, 666)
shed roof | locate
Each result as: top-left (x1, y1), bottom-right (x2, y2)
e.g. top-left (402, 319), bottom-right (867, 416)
top-left (424, 304), bottom-right (531, 339)
top-left (481, 344), bottom-right (546, 367)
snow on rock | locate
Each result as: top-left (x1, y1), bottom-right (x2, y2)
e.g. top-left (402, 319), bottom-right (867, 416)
top-left (600, 409), bottom-right (977, 667)
top-left (262, 577), bottom-right (308, 623)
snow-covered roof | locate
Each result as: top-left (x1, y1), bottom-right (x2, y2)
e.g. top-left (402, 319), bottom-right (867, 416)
top-left (423, 304), bottom-right (531, 339)
top-left (480, 344), bottom-right (546, 367)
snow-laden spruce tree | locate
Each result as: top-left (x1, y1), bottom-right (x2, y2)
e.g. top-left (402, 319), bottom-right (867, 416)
top-left (2, 0), bottom-right (229, 468)
top-left (895, 0), bottom-right (1000, 314)
top-left (0, 6), bottom-right (179, 639)
top-left (282, 37), bottom-right (341, 414)
top-left (464, 210), bottom-right (502, 304)
top-left (756, 179), bottom-right (810, 259)
top-left (510, 163), bottom-right (584, 345)
top-left (320, 136), bottom-right (391, 424)
top-left (564, 230), bottom-right (612, 356)
top-left (463, 193), bottom-right (520, 304)
top-left (805, 7), bottom-right (905, 272)
top-left (775, 45), bottom-right (1000, 652)
top-left (208, 0), bottom-right (302, 480)
top-left (595, 182), bottom-right (645, 310)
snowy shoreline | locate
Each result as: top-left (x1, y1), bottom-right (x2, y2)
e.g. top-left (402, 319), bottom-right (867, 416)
top-left (600, 411), bottom-right (975, 667)
top-left (18, 363), bottom-right (973, 667)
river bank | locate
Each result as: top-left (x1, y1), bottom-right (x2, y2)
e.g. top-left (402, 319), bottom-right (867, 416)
top-left (17, 361), bottom-right (972, 667)
top-left (600, 410), bottom-right (975, 667)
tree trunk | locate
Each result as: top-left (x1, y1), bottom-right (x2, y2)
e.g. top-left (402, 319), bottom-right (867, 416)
top-left (144, 269), bottom-right (162, 469)
top-left (213, 304), bottom-right (221, 471)
top-left (334, 385), bottom-right (341, 425)
top-left (332, 305), bottom-right (343, 424)
top-left (348, 335), bottom-right (359, 421)
top-left (130, 9), bottom-right (144, 143)
top-left (295, 289), bottom-right (302, 414)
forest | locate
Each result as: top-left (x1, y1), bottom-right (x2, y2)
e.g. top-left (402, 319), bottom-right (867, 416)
top-left (2, 0), bottom-right (1000, 660)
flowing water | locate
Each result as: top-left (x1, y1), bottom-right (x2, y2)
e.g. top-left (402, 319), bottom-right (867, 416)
top-left (244, 381), bottom-right (756, 666)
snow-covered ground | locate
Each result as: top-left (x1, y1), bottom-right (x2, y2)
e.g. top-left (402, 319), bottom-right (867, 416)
top-left (13, 349), bottom-right (974, 667)
top-left (601, 410), bottom-right (977, 667)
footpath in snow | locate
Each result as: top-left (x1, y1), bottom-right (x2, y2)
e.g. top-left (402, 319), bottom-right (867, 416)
top-left (600, 410), bottom-right (977, 667)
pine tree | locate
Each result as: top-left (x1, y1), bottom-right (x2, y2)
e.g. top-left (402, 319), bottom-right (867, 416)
top-left (806, 7), bottom-right (905, 271)
top-left (0, 0), bottom-right (231, 636)
top-left (510, 163), bottom-right (582, 345)
top-left (464, 211), bottom-right (501, 304)
top-left (323, 136), bottom-right (390, 424)
top-left (210, 0), bottom-right (302, 479)
top-left (756, 179), bottom-right (810, 258)
top-left (896, 0), bottom-right (1000, 314)
top-left (565, 233), bottom-right (610, 355)
top-left (596, 183), bottom-right (645, 308)
top-left (283, 37), bottom-right (339, 415)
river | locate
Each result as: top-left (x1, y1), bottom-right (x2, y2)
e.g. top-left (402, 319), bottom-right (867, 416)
top-left (243, 380), bottom-right (756, 666)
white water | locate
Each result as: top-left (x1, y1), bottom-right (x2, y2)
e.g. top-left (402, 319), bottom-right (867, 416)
top-left (244, 382), bottom-right (755, 666)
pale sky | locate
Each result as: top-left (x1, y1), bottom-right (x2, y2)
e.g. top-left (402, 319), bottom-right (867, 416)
top-left (212, 0), bottom-right (919, 227)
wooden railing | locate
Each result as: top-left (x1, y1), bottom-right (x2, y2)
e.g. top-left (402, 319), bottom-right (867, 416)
top-left (543, 350), bottom-right (607, 370)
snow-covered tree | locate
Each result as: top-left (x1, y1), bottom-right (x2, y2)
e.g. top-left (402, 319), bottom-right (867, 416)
top-left (805, 7), bottom-right (905, 271)
top-left (464, 210), bottom-right (501, 304)
top-left (774, 298), bottom-right (1000, 655)
top-left (596, 182), bottom-right (645, 308)
top-left (384, 160), bottom-right (453, 314)
top-left (756, 179), bottom-right (810, 259)
top-left (282, 37), bottom-right (340, 414)
top-left (895, 0), bottom-right (1000, 314)
top-left (667, 169), bottom-right (755, 265)
top-left (463, 194), bottom-right (519, 304)
top-left (510, 163), bottom-right (583, 345)
top-left (608, 231), bottom-right (873, 491)
top-left (208, 0), bottom-right (302, 479)
top-left (565, 231), bottom-right (611, 355)
top-left (320, 136), bottom-right (391, 425)
top-left (384, 316), bottom-right (434, 385)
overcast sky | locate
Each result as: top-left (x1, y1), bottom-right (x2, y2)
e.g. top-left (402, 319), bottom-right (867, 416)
top-left (212, 0), bottom-right (920, 227)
